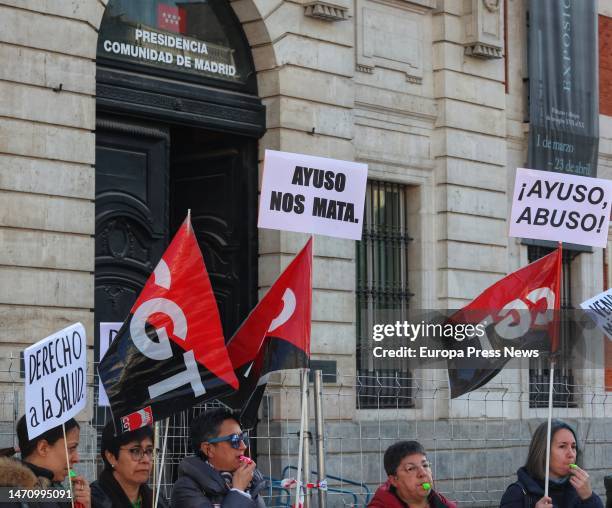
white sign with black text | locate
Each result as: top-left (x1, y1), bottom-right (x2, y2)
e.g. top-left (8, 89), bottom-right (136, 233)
top-left (98, 322), bottom-right (122, 407)
top-left (509, 167), bottom-right (612, 248)
top-left (258, 150), bottom-right (368, 240)
top-left (24, 323), bottom-right (87, 439)
top-left (580, 289), bottom-right (612, 338)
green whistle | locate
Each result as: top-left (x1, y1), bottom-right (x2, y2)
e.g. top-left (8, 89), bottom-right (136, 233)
top-left (422, 482), bottom-right (431, 491)
top-left (569, 463), bottom-right (578, 469)
top-left (69, 469), bottom-right (77, 478)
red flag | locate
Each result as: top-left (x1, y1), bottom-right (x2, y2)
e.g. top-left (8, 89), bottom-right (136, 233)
top-left (448, 247), bottom-right (562, 397)
top-left (131, 218), bottom-right (238, 387)
top-left (457, 246), bottom-right (562, 345)
top-left (99, 216), bottom-right (238, 427)
top-left (157, 3), bottom-right (186, 33)
top-left (223, 238), bottom-right (312, 427)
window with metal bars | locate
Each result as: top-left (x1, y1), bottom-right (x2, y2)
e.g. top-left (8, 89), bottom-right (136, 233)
top-left (527, 245), bottom-right (578, 408)
top-left (356, 181), bottom-right (414, 409)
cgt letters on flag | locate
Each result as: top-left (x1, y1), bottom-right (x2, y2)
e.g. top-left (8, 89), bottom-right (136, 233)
top-left (447, 247), bottom-right (562, 398)
top-left (98, 216), bottom-right (238, 430)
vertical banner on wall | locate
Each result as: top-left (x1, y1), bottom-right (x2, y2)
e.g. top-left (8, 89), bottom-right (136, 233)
top-left (528, 0), bottom-right (599, 177)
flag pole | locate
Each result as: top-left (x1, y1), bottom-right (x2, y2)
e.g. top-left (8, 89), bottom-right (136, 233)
top-left (544, 360), bottom-right (555, 499)
top-left (544, 242), bottom-right (562, 499)
top-left (153, 421), bottom-right (159, 506)
top-left (62, 423), bottom-right (75, 508)
top-left (299, 234), bottom-right (315, 508)
top-left (155, 418), bottom-right (170, 508)
top-left (295, 368), bottom-right (309, 508)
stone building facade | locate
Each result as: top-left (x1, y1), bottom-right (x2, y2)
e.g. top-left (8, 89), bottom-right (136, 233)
top-left (0, 0), bottom-right (611, 505)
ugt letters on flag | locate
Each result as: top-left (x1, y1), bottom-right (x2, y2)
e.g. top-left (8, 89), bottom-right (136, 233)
top-left (223, 238), bottom-right (312, 428)
top-left (448, 247), bottom-right (562, 398)
top-left (98, 216), bottom-right (238, 431)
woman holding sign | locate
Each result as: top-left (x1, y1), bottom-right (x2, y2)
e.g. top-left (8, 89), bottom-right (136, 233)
top-left (500, 420), bottom-right (603, 508)
top-left (0, 416), bottom-right (91, 508)
top-left (90, 421), bottom-right (168, 508)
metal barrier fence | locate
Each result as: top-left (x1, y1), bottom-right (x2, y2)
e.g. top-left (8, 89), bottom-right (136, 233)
top-left (1, 354), bottom-right (611, 507)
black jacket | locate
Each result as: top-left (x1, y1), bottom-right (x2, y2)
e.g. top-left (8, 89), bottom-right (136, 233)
top-left (91, 469), bottom-right (169, 508)
top-left (171, 456), bottom-right (267, 508)
top-left (500, 467), bottom-right (604, 508)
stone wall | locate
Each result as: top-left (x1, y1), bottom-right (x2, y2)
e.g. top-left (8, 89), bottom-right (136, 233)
top-left (0, 0), bottom-right (106, 359)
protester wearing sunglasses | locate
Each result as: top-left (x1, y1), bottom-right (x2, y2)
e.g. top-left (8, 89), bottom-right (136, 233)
top-left (171, 408), bottom-right (266, 508)
top-left (91, 422), bottom-right (168, 508)
top-left (368, 441), bottom-right (456, 508)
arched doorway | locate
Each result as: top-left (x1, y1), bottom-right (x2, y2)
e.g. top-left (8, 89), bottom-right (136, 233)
top-left (95, 0), bottom-right (264, 342)
top-left (93, 0), bottom-right (266, 478)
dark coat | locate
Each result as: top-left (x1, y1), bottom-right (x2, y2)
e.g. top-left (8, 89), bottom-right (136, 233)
top-left (500, 467), bottom-right (604, 508)
top-left (0, 461), bottom-right (71, 508)
top-left (171, 456), bottom-right (267, 508)
top-left (90, 468), bottom-right (169, 508)
top-left (367, 479), bottom-right (457, 508)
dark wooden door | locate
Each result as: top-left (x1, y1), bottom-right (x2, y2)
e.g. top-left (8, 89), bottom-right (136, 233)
top-left (95, 120), bottom-right (260, 472)
top-left (94, 118), bottom-right (170, 337)
top-left (95, 121), bottom-right (258, 342)
top-left (170, 126), bottom-right (258, 338)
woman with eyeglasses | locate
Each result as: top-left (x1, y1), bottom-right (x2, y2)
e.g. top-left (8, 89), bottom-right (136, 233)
top-left (91, 422), bottom-right (168, 508)
top-left (171, 408), bottom-right (266, 508)
top-left (500, 420), bottom-right (603, 508)
top-left (368, 441), bottom-right (456, 508)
